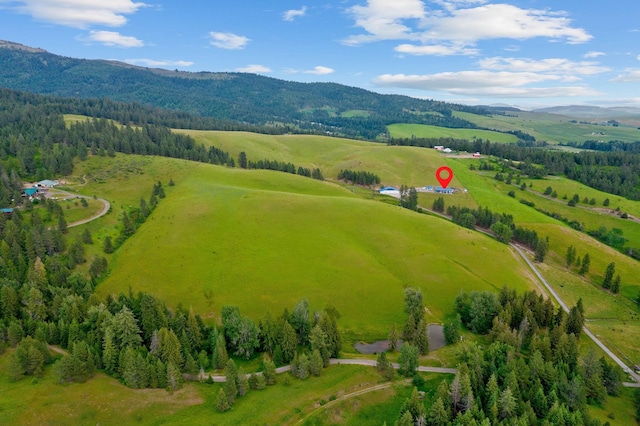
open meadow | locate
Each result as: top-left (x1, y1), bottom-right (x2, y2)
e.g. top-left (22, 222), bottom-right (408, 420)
top-left (94, 159), bottom-right (535, 342)
top-left (454, 111), bottom-right (640, 144)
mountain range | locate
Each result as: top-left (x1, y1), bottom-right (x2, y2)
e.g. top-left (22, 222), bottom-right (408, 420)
top-left (0, 40), bottom-right (485, 139)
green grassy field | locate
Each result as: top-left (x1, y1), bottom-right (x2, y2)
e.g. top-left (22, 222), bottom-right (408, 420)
top-left (454, 111), bottom-right (640, 144)
top-left (0, 349), bottom-right (408, 426)
top-left (387, 123), bottom-right (518, 143)
top-left (176, 130), bottom-right (465, 189)
top-left (95, 161), bottom-right (535, 342)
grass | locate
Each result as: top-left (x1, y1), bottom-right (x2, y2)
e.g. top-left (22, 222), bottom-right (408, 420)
top-left (387, 123), bottom-right (518, 143)
top-left (175, 130), bottom-right (464, 188)
top-left (588, 387), bottom-right (639, 426)
top-left (159, 365), bottom-right (387, 425)
top-left (454, 111), bottom-right (640, 144)
top-left (0, 350), bottom-right (203, 426)
top-left (95, 162), bottom-right (535, 343)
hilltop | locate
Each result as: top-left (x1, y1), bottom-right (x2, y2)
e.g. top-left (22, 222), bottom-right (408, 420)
top-left (0, 40), bottom-right (485, 139)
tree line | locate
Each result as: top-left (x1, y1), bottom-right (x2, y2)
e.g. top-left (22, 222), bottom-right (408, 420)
top-left (337, 169), bottom-right (380, 186)
top-left (387, 287), bottom-right (625, 425)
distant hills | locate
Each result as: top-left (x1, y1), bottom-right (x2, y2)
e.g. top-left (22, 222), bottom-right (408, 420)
top-left (0, 40), bottom-right (487, 139)
top-left (534, 105), bottom-right (640, 118)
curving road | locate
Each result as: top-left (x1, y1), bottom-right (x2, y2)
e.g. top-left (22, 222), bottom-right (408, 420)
top-left (47, 188), bottom-right (111, 228)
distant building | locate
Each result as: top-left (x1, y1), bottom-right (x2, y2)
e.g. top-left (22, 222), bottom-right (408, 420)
top-left (473, 152), bottom-right (481, 157)
top-left (1, 207), bottom-right (13, 215)
top-left (379, 186), bottom-right (400, 198)
top-left (434, 146), bottom-right (444, 150)
top-left (435, 187), bottom-right (454, 194)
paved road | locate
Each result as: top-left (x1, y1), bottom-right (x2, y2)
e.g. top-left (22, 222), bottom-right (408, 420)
top-left (417, 205), bottom-right (640, 385)
top-left (511, 244), bottom-right (640, 386)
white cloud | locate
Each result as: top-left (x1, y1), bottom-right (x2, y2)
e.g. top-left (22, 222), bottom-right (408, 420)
top-left (478, 57), bottom-right (610, 75)
top-left (610, 69), bottom-right (640, 83)
top-left (343, 0), bottom-right (425, 45)
top-left (395, 43), bottom-right (479, 56)
top-left (236, 64), bottom-right (272, 73)
top-left (209, 32), bottom-right (250, 49)
top-left (124, 58), bottom-right (193, 67)
top-left (344, 1), bottom-right (591, 55)
top-left (304, 66), bottom-right (335, 75)
top-left (373, 71), bottom-right (599, 97)
top-left (585, 51), bottom-right (605, 58)
top-left (283, 6), bottom-right (307, 22)
top-left (425, 4), bottom-right (591, 44)
top-left (87, 30), bottom-right (143, 47)
top-left (7, 0), bottom-right (146, 28)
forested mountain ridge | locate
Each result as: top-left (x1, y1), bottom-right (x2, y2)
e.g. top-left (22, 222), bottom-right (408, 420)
top-left (0, 40), bottom-right (486, 139)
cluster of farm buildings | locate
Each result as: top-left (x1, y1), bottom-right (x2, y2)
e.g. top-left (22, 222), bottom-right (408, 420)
top-left (1, 179), bottom-right (59, 215)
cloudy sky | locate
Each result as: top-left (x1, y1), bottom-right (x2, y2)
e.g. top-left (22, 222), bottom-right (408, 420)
top-left (0, 0), bottom-right (639, 108)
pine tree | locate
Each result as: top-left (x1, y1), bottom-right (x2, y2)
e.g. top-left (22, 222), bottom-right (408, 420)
top-left (579, 253), bottom-right (590, 275)
top-left (565, 245), bottom-right (576, 268)
top-left (611, 275), bottom-right (621, 294)
top-left (388, 323), bottom-right (398, 352)
top-left (309, 349), bottom-right (323, 377)
top-left (428, 397), bottom-right (450, 426)
top-left (376, 351), bottom-right (395, 381)
top-left (309, 324), bottom-right (330, 367)
top-left (262, 356), bottom-right (277, 385)
top-left (225, 360), bottom-right (238, 404)
top-left (103, 236), bottom-right (114, 254)
top-left (602, 262), bottom-right (615, 289)
top-left (166, 361), bottom-right (182, 391)
top-left (236, 368), bottom-right (249, 397)
top-left (216, 388), bottom-right (230, 412)
top-left (415, 318), bottom-right (429, 355)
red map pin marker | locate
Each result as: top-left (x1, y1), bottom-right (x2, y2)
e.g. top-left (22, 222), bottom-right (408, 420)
top-left (436, 166), bottom-right (453, 188)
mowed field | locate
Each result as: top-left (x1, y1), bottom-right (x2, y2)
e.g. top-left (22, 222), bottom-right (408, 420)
top-left (96, 161), bottom-right (535, 341)
top-left (387, 123), bottom-right (518, 143)
top-left (454, 111), bottom-right (640, 144)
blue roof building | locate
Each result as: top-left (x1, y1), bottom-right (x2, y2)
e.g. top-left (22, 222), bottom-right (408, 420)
top-left (435, 187), bottom-right (454, 194)
top-left (379, 186), bottom-right (398, 192)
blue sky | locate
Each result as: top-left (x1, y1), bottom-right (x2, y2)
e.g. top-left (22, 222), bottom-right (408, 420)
top-left (0, 0), bottom-right (639, 108)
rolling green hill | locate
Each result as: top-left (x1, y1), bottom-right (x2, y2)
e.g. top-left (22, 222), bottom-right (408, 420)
top-left (94, 158), bottom-right (535, 341)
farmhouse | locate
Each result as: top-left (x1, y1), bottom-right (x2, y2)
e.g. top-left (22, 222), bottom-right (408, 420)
top-left (1, 207), bottom-right (13, 216)
top-left (22, 187), bottom-right (39, 198)
top-left (434, 145), bottom-right (444, 150)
